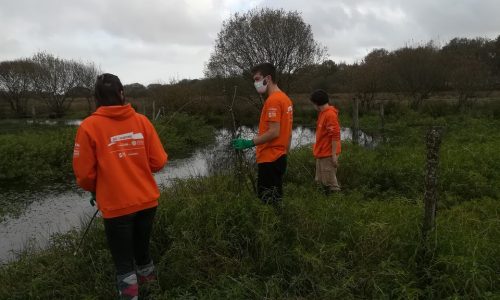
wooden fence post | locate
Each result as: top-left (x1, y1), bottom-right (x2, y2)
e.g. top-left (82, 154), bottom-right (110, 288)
top-left (422, 127), bottom-right (442, 235)
top-left (379, 101), bottom-right (385, 129)
top-left (352, 97), bottom-right (359, 145)
top-left (379, 101), bottom-right (385, 142)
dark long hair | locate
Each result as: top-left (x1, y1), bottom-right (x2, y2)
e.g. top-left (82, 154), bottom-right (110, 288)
top-left (94, 73), bottom-right (124, 107)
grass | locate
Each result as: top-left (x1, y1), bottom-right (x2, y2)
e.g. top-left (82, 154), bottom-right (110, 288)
top-left (0, 176), bottom-right (497, 299)
top-left (0, 106), bottom-right (499, 299)
top-left (154, 113), bottom-right (216, 158)
top-left (0, 125), bottom-right (75, 182)
top-left (0, 113), bottom-right (215, 219)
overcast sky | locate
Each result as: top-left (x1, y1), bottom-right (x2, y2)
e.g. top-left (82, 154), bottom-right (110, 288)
top-left (1, 0), bottom-right (499, 85)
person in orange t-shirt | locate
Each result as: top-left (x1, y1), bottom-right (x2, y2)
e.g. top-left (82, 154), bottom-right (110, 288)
top-left (232, 63), bottom-right (293, 205)
top-left (73, 73), bottom-right (167, 299)
top-left (310, 89), bottom-right (341, 194)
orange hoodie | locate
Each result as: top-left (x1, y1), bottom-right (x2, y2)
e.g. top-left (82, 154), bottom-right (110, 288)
top-left (313, 105), bottom-right (341, 158)
top-left (256, 91), bottom-right (293, 163)
top-left (73, 104), bottom-right (168, 218)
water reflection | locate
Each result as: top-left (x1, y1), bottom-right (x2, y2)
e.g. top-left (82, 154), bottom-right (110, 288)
top-left (26, 119), bottom-right (83, 126)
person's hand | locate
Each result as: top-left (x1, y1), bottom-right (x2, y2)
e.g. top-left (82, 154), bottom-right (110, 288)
top-left (90, 192), bottom-right (96, 207)
top-left (332, 156), bottom-right (339, 168)
top-left (232, 138), bottom-right (255, 150)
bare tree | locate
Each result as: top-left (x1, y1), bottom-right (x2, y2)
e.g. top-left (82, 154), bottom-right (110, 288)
top-left (494, 35), bottom-right (500, 86)
top-left (448, 57), bottom-right (491, 110)
top-left (292, 59), bottom-right (339, 92)
top-left (205, 8), bottom-right (327, 92)
top-left (353, 49), bottom-right (390, 110)
top-left (441, 37), bottom-right (493, 110)
top-left (331, 62), bottom-right (356, 93)
top-left (0, 59), bottom-right (37, 117)
top-left (390, 43), bottom-right (444, 109)
top-left (124, 83), bottom-right (148, 99)
top-left (76, 61), bottom-right (100, 115)
top-left (32, 52), bottom-right (84, 117)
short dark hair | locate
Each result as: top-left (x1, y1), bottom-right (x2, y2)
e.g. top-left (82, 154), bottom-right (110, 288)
top-left (94, 73), bottom-right (124, 107)
top-left (251, 63), bottom-right (276, 82)
top-left (310, 89), bottom-right (329, 106)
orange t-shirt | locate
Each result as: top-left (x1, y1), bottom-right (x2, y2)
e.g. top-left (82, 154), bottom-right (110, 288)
top-left (73, 104), bottom-right (168, 218)
top-left (256, 91), bottom-right (293, 163)
top-left (313, 105), bottom-right (341, 158)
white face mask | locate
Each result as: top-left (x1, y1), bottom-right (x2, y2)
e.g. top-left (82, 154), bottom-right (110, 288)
top-left (254, 78), bottom-right (268, 94)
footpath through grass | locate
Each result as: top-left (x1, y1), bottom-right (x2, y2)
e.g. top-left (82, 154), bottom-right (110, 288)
top-left (0, 110), bottom-right (499, 299)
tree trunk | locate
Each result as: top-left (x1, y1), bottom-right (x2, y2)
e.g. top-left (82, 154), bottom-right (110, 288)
top-left (86, 97), bottom-right (93, 116)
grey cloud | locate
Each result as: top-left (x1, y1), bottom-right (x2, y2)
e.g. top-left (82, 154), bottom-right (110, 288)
top-left (0, 0), bottom-right (220, 46)
top-left (0, 0), bottom-right (499, 84)
top-left (400, 0), bottom-right (500, 39)
top-left (97, 1), bottom-right (221, 46)
top-left (261, 0), bottom-right (500, 62)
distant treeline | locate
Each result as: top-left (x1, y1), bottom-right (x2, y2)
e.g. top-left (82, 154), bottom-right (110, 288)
top-left (0, 52), bottom-right (99, 118)
top-left (1, 36), bottom-right (500, 119)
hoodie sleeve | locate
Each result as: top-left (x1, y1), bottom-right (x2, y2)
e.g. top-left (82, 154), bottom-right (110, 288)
top-left (73, 125), bottom-right (97, 192)
top-left (146, 121), bottom-right (168, 173)
top-left (325, 111), bottom-right (341, 141)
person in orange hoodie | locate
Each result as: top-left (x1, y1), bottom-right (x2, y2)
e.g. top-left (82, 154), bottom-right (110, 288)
top-left (232, 63), bottom-right (293, 206)
top-left (73, 73), bottom-right (167, 299)
top-left (310, 89), bottom-right (341, 195)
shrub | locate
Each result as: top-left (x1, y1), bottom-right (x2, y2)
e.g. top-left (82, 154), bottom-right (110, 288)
top-left (154, 113), bottom-right (215, 158)
top-left (0, 126), bottom-right (75, 183)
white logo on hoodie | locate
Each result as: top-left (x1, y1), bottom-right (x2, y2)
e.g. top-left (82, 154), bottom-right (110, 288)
top-left (108, 132), bottom-right (144, 146)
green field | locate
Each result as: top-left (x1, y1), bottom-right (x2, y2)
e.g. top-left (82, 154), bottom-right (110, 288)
top-left (0, 103), bottom-right (498, 299)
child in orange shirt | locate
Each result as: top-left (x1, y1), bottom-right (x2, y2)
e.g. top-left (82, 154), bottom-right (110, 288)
top-left (73, 73), bottom-right (167, 299)
top-left (310, 89), bottom-right (341, 194)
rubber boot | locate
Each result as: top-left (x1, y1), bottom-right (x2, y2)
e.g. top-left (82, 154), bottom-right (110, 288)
top-left (117, 272), bottom-right (138, 300)
top-left (137, 261), bottom-right (156, 284)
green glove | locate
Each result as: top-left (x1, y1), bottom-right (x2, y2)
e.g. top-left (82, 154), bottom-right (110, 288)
top-left (232, 138), bottom-right (255, 150)
top-left (90, 192), bottom-right (96, 207)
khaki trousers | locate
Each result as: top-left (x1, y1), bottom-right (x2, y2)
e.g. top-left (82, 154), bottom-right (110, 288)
top-left (315, 156), bottom-right (340, 191)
